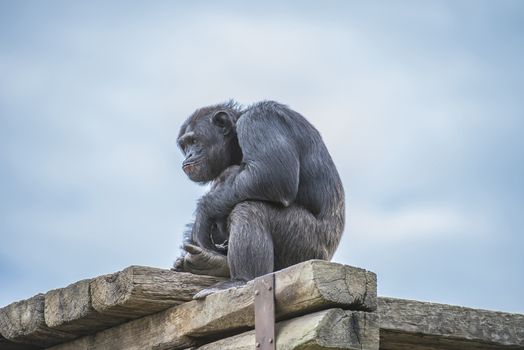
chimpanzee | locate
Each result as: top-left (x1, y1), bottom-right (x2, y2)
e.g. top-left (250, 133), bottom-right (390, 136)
top-left (173, 100), bottom-right (345, 299)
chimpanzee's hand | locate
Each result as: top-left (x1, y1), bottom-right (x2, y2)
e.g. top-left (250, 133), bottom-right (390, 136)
top-left (171, 243), bottom-right (230, 277)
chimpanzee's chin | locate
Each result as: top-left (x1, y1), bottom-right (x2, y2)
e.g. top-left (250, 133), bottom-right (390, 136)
top-left (187, 173), bottom-right (201, 182)
top-left (187, 172), bottom-right (210, 183)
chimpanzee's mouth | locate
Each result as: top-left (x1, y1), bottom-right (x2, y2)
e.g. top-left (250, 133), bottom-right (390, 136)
top-left (182, 160), bottom-right (201, 174)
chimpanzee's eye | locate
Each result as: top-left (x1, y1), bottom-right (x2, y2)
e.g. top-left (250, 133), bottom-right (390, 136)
top-left (178, 134), bottom-right (198, 151)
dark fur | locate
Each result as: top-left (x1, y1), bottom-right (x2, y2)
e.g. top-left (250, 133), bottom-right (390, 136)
top-left (175, 100), bottom-right (345, 286)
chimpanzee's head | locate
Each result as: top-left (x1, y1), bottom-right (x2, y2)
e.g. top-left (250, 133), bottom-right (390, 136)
top-left (177, 102), bottom-right (242, 183)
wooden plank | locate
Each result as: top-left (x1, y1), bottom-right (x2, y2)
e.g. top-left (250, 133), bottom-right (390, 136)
top-left (1, 266), bottom-right (226, 349)
top-left (179, 259), bottom-right (376, 339)
top-left (90, 265), bottom-right (226, 319)
top-left (378, 297), bottom-right (524, 350)
top-left (45, 305), bottom-right (187, 350)
top-left (44, 279), bottom-right (126, 336)
top-left (196, 308), bottom-right (379, 350)
top-left (0, 335), bottom-right (41, 350)
top-left (47, 260), bottom-right (377, 350)
top-left (0, 294), bottom-right (76, 347)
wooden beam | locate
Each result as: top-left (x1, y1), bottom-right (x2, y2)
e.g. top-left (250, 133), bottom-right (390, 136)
top-left (175, 260), bottom-right (376, 339)
top-left (196, 309), bottom-right (379, 350)
top-left (378, 297), bottom-right (524, 350)
top-left (47, 260), bottom-right (377, 350)
top-left (0, 294), bottom-right (76, 347)
top-left (90, 265), bottom-right (226, 319)
top-left (44, 279), bottom-right (125, 336)
top-left (44, 267), bottom-right (224, 337)
top-left (0, 266), bottom-right (227, 348)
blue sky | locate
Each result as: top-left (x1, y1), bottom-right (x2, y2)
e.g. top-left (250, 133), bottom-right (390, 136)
top-left (1, 1), bottom-right (523, 313)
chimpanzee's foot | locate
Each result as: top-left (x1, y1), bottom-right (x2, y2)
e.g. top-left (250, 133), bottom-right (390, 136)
top-left (171, 243), bottom-right (230, 278)
top-left (193, 280), bottom-right (246, 300)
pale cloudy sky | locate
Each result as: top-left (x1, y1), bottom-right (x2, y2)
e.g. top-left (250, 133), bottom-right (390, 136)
top-left (1, 1), bottom-right (523, 313)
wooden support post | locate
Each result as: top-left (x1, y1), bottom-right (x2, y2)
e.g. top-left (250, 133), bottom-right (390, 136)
top-left (254, 274), bottom-right (275, 350)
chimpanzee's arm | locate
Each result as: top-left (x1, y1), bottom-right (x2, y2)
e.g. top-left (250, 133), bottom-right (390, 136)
top-left (235, 113), bottom-right (300, 205)
top-left (200, 110), bottom-right (300, 219)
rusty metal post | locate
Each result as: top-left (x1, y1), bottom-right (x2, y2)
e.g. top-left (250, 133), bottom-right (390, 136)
top-left (254, 274), bottom-right (275, 350)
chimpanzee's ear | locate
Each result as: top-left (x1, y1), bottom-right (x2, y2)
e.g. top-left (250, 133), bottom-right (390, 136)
top-left (211, 110), bottom-right (234, 134)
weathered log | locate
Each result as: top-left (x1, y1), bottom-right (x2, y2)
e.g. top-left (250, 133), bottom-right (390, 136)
top-left (178, 259), bottom-right (376, 339)
top-left (196, 309), bottom-right (379, 350)
top-left (0, 335), bottom-right (41, 350)
top-left (44, 279), bottom-right (125, 336)
top-left (44, 267), bottom-right (225, 337)
top-left (0, 294), bottom-right (76, 347)
top-left (47, 260), bottom-right (377, 350)
top-left (90, 265), bottom-right (226, 319)
top-left (378, 297), bottom-right (524, 350)
top-left (0, 266), bottom-right (228, 349)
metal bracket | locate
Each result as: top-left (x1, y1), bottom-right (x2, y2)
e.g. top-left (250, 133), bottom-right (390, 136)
top-left (254, 274), bottom-right (275, 349)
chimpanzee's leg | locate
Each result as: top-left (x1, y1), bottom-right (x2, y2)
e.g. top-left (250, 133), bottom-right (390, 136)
top-left (228, 200), bottom-right (335, 281)
top-left (193, 200), bottom-right (339, 299)
top-left (227, 201), bottom-right (274, 281)
top-left (269, 204), bottom-right (337, 270)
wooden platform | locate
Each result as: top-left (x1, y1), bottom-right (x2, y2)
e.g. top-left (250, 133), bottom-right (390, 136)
top-left (0, 260), bottom-right (522, 349)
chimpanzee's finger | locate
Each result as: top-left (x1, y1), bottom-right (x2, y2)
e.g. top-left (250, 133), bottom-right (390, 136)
top-left (183, 243), bottom-right (202, 255)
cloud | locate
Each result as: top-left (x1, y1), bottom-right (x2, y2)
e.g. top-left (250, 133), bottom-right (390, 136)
top-left (1, 1), bottom-right (523, 312)
top-left (348, 205), bottom-right (488, 242)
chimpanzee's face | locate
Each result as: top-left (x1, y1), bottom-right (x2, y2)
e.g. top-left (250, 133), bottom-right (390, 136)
top-left (178, 110), bottom-right (236, 183)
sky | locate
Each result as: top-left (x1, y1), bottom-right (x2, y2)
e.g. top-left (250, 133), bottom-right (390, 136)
top-left (0, 1), bottom-right (523, 313)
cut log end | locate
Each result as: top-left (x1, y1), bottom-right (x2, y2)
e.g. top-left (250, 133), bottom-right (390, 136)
top-left (90, 266), bottom-right (226, 319)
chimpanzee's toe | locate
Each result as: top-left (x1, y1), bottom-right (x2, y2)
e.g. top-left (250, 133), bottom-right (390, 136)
top-left (193, 280), bottom-right (246, 300)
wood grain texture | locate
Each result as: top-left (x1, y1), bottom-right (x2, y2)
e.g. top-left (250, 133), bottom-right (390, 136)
top-left (44, 279), bottom-right (125, 336)
top-left (378, 297), bottom-right (524, 350)
top-left (173, 260), bottom-right (376, 341)
top-left (0, 266), bottom-right (227, 349)
top-left (90, 265), bottom-right (226, 319)
top-left (0, 294), bottom-right (76, 347)
top-left (47, 260), bottom-right (377, 350)
top-left (196, 309), bottom-right (379, 350)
